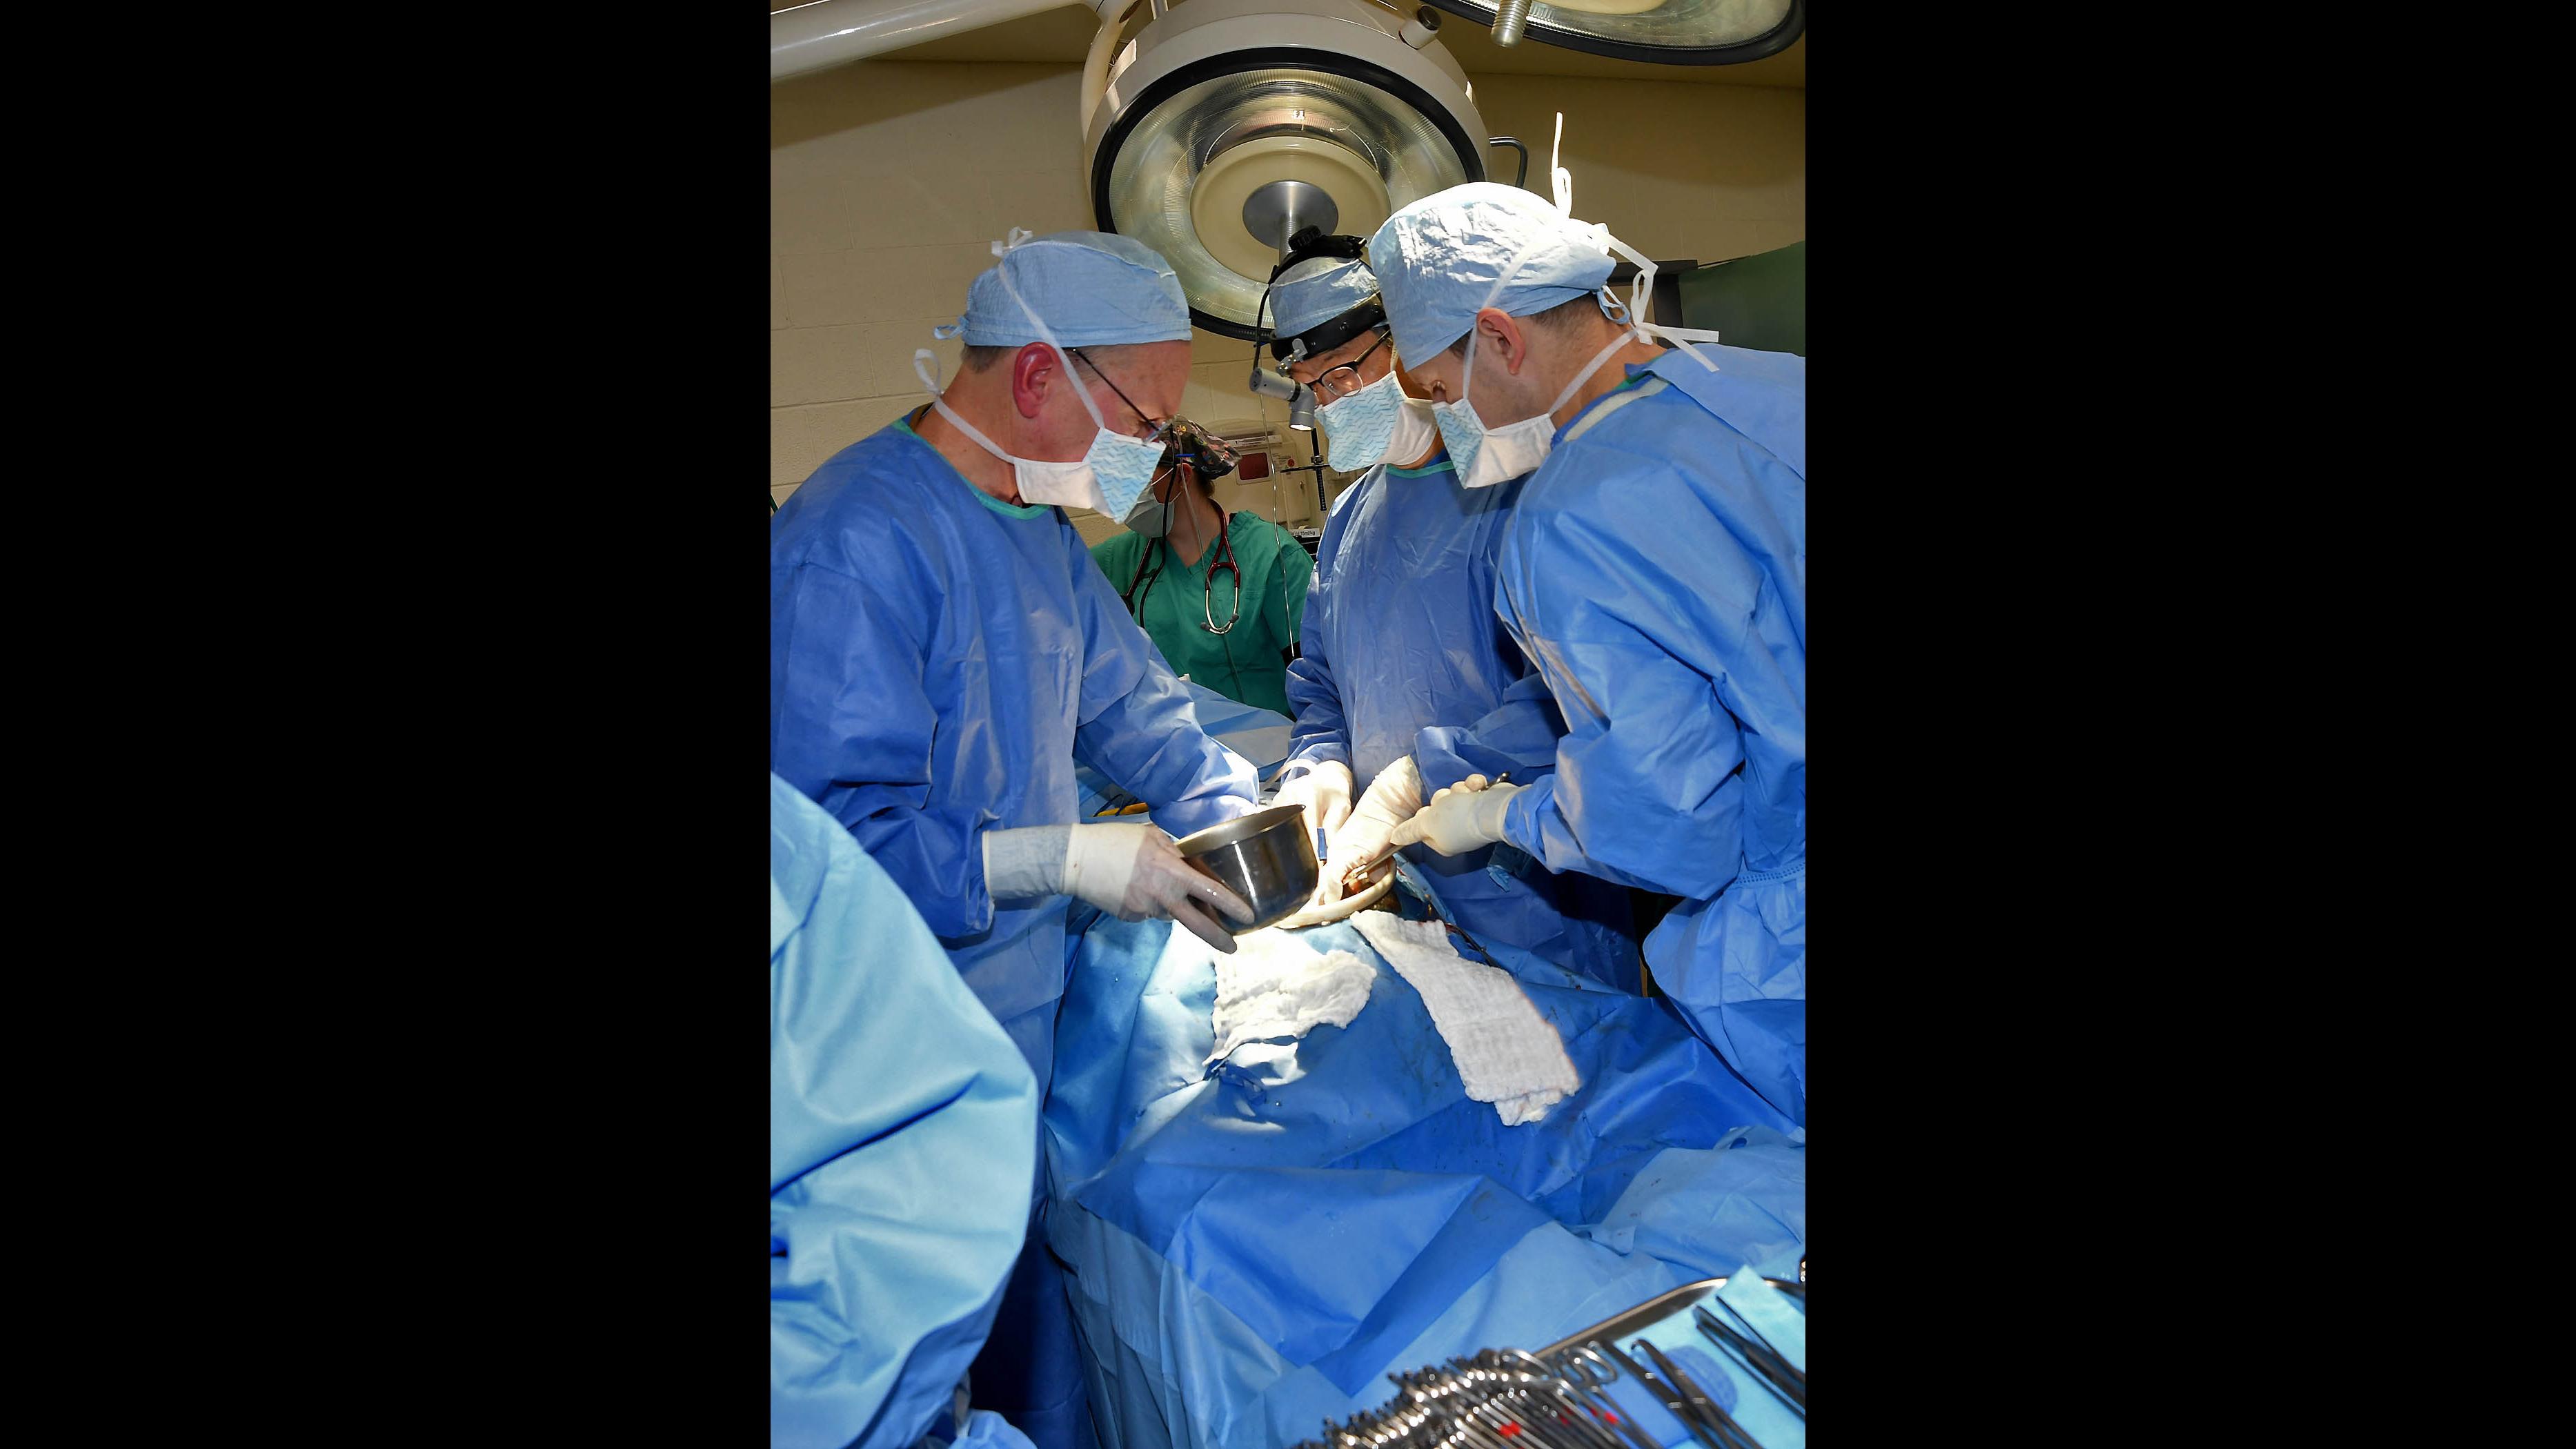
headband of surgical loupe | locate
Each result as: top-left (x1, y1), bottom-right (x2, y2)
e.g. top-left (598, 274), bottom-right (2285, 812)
top-left (1257, 231), bottom-right (1385, 372)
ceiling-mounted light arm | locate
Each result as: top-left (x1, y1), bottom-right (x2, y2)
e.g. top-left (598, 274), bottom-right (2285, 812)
top-left (1414, 0), bottom-right (1805, 67)
top-left (1486, 136), bottom-right (1528, 188)
top-left (1080, 0), bottom-right (1149, 138)
top-left (772, 0), bottom-right (1100, 84)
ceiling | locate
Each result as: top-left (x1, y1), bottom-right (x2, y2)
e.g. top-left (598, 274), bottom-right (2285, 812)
top-left (769, 3), bottom-right (1806, 87)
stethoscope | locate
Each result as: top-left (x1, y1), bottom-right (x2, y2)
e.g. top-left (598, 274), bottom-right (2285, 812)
top-left (1121, 466), bottom-right (1245, 635)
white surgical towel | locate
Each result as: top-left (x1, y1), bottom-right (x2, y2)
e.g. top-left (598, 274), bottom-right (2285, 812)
top-left (1351, 913), bottom-right (1581, 1125)
top-left (1207, 929), bottom-right (1376, 1064)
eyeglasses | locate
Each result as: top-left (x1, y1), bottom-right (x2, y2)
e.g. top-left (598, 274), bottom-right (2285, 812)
top-left (1309, 329), bottom-right (1391, 402)
top-left (1067, 346), bottom-right (1175, 444)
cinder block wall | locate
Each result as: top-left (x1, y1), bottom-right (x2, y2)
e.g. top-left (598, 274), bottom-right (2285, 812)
top-left (772, 59), bottom-right (1804, 533)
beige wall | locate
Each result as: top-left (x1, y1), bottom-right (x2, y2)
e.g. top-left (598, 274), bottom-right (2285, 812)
top-left (771, 59), bottom-right (1803, 521)
top-left (1463, 73), bottom-right (1806, 270)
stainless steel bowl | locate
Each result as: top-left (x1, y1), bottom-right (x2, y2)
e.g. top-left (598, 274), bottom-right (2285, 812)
top-left (1173, 804), bottom-right (1320, 934)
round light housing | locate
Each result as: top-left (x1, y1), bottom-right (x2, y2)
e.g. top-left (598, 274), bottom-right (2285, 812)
top-left (1086, 0), bottom-right (1492, 339)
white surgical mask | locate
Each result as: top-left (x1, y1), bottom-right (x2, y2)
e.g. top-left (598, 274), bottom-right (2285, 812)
top-left (1126, 478), bottom-right (1176, 537)
top-left (1316, 368), bottom-right (1445, 473)
top-left (1432, 323), bottom-right (1634, 489)
top-left (1385, 395), bottom-right (1441, 469)
top-left (921, 230), bottom-right (1171, 521)
top-left (1429, 121), bottom-right (1726, 489)
top-left (1313, 368), bottom-right (1402, 469)
top-left (915, 351), bottom-right (1117, 511)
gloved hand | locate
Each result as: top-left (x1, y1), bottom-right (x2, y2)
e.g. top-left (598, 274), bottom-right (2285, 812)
top-left (1274, 760), bottom-right (1355, 844)
top-left (982, 822), bottom-right (1255, 954)
top-left (1387, 774), bottom-right (1523, 856)
top-left (1266, 863), bottom-right (1395, 931)
top-left (1317, 756), bottom-right (1423, 905)
top-left (1068, 823), bottom-right (1256, 954)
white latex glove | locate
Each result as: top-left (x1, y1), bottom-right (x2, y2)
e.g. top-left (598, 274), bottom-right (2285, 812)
top-left (1267, 868), bottom-right (1395, 931)
top-left (984, 823), bottom-right (1254, 954)
top-left (1070, 823), bottom-right (1256, 954)
top-left (1317, 756), bottom-right (1423, 905)
top-left (1387, 775), bottom-right (1523, 856)
top-left (1275, 760), bottom-right (1355, 845)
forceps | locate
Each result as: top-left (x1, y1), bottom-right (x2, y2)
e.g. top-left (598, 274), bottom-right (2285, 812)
top-left (1354, 1353), bottom-right (1634, 1449)
top-left (1549, 1346), bottom-right (1670, 1449)
top-left (1693, 1305), bottom-right (1805, 1413)
top-left (1632, 1338), bottom-right (1770, 1449)
top-left (1454, 1355), bottom-right (1623, 1449)
top-left (1490, 1350), bottom-right (1633, 1449)
top-left (1585, 1339), bottom-right (1763, 1449)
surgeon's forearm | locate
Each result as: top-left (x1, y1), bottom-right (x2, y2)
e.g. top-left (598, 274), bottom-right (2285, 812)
top-left (980, 825), bottom-right (1073, 902)
top-left (1503, 776), bottom-right (1653, 891)
top-left (1282, 661), bottom-right (1351, 775)
top-left (825, 793), bottom-right (998, 938)
top-left (1080, 719), bottom-right (1257, 835)
top-left (1510, 767), bottom-right (1740, 899)
top-left (1415, 677), bottom-right (1564, 796)
top-left (1282, 730), bottom-right (1351, 782)
top-left (1075, 670), bottom-right (1255, 825)
top-left (1498, 777), bottom-right (1549, 856)
top-left (1416, 723), bottom-right (1553, 796)
top-left (1154, 750), bottom-right (1259, 836)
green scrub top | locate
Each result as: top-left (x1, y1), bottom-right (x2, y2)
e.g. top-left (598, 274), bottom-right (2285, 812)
top-left (1091, 510), bottom-right (1314, 716)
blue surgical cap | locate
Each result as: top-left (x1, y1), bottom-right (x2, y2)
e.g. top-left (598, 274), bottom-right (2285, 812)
top-left (942, 230), bottom-right (1193, 348)
top-left (1367, 183), bottom-right (1617, 363)
top-left (1269, 255), bottom-right (1379, 343)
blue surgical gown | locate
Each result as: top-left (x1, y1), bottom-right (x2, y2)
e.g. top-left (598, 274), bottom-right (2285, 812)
top-left (1285, 451), bottom-right (1640, 990)
top-left (1491, 347), bottom-right (1807, 1125)
top-left (774, 415), bottom-right (1259, 1449)
top-left (771, 773), bottom-right (1040, 1449)
top-left (770, 412), bottom-right (1261, 1092)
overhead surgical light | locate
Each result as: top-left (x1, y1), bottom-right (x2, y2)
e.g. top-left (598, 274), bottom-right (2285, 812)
top-left (1425, 0), bottom-right (1803, 64)
top-left (1086, 0), bottom-right (1496, 339)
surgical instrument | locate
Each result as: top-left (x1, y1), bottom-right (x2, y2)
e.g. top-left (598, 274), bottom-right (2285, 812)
top-left (1633, 1339), bottom-right (1769, 1449)
top-left (1549, 1346), bottom-right (1670, 1449)
top-left (1690, 1310), bottom-right (1803, 1419)
top-left (1694, 1303), bottom-right (1803, 1409)
top-left (1340, 773), bottom-right (1507, 889)
top-left (1583, 1339), bottom-right (1751, 1449)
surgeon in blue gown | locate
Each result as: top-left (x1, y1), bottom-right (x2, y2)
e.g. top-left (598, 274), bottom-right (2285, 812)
top-left (772, 230), bottom-right (1265, 1449)
top-left (1262, 246), bottom-right (1639, 991)
top-left (1369, 184), bottom-right (1807, 1126)
top-left (771, 775), bottom-right (1040, 1449)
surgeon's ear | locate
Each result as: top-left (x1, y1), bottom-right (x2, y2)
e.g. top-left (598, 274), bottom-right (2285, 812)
top-left (1011, 342), bottom-right (1058, 419)
top-left (1482, 308), bottom-right (1532, 377)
